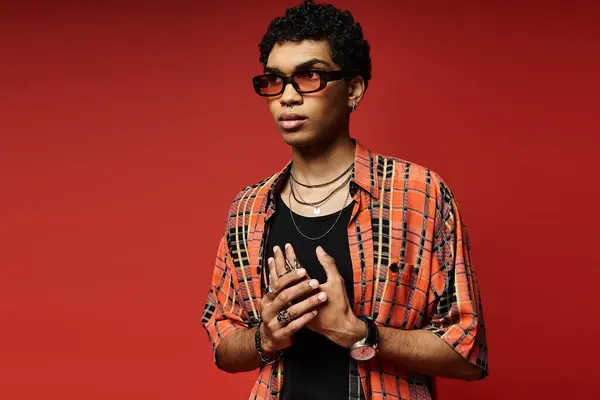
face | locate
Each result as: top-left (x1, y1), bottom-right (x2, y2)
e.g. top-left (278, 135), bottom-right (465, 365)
top-left (262, 40), bottom-right (358, 148)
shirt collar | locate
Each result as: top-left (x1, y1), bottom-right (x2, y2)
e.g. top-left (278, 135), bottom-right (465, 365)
top-left (265, 139), bottom-right (379, 216)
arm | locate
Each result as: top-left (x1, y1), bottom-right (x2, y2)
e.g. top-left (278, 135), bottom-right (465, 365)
top-left (202, 240), bottom-right (322, 373)
top-left (316, 179), bottom-right (488, 381)
top-left (338, 321), bottom-right (484, 381)
top-left (350, 180), bottom-right (486, 380)
top-left (215, 325), bottom-right (263, 373)
top-left (421, 179), bottom-right (488, 380)
top-left (201, 235), bottom-right (255, 372)
top-left (379, 327), bottom-right (483, 380)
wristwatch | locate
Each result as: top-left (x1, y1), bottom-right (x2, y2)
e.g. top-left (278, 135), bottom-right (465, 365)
top-left (349, 315), bottom-right (379, 361)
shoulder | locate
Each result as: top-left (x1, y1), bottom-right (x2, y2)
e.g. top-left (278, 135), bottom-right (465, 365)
top-left (224, 171), bottom-right (281, 229)
top-left (372, 151), bottom-right (452, 200)
top-left (230, 174), bottom-right (276, 208)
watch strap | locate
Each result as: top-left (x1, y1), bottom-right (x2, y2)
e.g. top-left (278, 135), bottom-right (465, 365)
top-left (358, 315), bottom-right (378, 347)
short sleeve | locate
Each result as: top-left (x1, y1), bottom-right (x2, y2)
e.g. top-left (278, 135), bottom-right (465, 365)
top-left (424, 178), bottom-right (488, 378)
top-left (201, 234), bottom-right (251, 366)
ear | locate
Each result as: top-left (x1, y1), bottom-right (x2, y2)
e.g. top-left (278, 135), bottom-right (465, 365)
top-left (347, 75), bottom-right (366, 110)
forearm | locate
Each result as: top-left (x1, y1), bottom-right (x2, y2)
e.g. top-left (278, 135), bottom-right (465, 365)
top-left (215, 326), bottom-right (263, 373)
top-left (377, 326), bottom-right (482, 381)
top-left (332, 316), bottom-right (480, 381)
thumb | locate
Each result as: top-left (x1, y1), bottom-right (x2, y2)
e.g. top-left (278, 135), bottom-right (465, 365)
top-left (316, 246), bottom-right (339, 281)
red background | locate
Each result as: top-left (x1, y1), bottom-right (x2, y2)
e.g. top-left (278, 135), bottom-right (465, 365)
top-left (1, 1), bottom-right (598, 399)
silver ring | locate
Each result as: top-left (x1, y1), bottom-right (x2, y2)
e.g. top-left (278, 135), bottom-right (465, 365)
top-left (277, 309), bottom-right (292, 326)
top-left (285, 258), bottom-right (294, 272)
top-left (266, 284), bottom-right (277, 300)
top-left (277, 270), bottom-right (291, 279)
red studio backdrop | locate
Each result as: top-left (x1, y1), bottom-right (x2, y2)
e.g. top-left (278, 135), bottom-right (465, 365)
top-left (1, 1), bottom-right (598, 399)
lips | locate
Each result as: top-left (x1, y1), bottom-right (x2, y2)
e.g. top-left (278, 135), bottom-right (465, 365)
top-left (279, 113), bottom-right (307, 131)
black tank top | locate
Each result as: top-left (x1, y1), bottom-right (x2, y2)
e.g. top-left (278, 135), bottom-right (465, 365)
top-left (265, 193), bottom-right (355, 400)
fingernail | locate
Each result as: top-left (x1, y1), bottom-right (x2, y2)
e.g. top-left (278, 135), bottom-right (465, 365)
top-left (308, 279), bottom-right (319, 288)
top-left (296, 268), bottom-right (306, 276)
top-left (316, 246), bottom-right (325, 256)
top-left (318, 292), bottom-right (327, 301)
top-left (268, 257), bottom-right (274, 265)
top-left (285, 243), bottom-right (290, 250)
top-left (273, 246), bottom-right (279, 253)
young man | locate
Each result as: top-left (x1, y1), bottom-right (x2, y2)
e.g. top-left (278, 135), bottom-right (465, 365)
top-left (201, 1), bottom-right (488, 399)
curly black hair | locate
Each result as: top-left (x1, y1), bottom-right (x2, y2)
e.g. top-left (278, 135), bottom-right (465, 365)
top-left (258, 0), bottom-right (372, 91)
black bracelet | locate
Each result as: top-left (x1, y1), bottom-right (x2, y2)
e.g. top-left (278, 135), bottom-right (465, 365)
top-left (254, 319), bottom-right (282, 364)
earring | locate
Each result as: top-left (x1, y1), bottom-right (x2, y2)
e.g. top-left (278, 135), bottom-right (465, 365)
top-left (349, 103), bottom-right (357, 112)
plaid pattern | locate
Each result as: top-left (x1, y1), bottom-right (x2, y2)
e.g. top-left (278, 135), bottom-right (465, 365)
top-left (202, 140), bottom-right (488, 399)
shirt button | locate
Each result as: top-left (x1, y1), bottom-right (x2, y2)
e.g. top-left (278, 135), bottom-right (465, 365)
top-left (389, 262), bottom-right (399, 273)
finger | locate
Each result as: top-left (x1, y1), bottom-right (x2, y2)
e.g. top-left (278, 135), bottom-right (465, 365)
top-left (271, 275), bottom-right (319, 311)
top-left (284, 243), bottom-right (310, 279)
top-left (267, 256), bottom-right (277, 289)
top-left (263, 268), bottom-right (308, 320)
top-left (286, 289), bottom-right (327, 320)
top-left (277, 266), bottom-right (307, 290)
top-left (284, 243), bottom-right (299, 271)
top-left (273, 245), bottom-right (288, 280)
top-left (316, 246), bottom-right (340, 282)
top-left (262, 256), bottom-right (279, 306)
top-left (274, 309), bottom-right (319, 340)
top-left (271, 266), bottom-right (306, 294)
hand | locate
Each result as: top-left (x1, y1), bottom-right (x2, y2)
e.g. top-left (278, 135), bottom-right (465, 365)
top-left (258, 244), bottom-right (326, 354)
top-left (306, 246), bottom-right (366, 348)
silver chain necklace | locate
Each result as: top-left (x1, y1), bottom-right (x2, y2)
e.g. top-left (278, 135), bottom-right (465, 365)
top-left (288, 180), bottom-right (352, 241)
top-left (291, 162), bottom-right (355, 189)
top-left (291, 173), bottom-right (352, 215)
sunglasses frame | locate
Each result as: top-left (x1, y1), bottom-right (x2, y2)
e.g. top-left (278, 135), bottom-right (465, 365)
top-left (252, 69), bottom-right (347, 97)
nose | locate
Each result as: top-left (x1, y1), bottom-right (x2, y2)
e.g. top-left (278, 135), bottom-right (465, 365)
top-left (279, 81), bottom-right (303, 108)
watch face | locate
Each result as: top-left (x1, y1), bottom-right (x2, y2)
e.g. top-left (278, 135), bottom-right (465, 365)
top-left (350, 345), bottom-right (376, 361)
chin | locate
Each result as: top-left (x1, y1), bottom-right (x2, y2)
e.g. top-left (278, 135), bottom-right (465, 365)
top-left (279, 128), bottom-right (321, 148)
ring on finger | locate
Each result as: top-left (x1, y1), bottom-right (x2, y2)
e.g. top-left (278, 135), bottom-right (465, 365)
top-left (266, 284), bottom-right (277, 300)
top-left (277, 309), bottom-right (292, 326)
top-left (277, 270), bottom-right (291, 279)
top-left (284, 258), bottom-right (295, 272)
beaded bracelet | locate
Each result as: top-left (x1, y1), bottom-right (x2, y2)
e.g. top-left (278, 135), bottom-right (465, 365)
top-left (254, 319), bottom-right (283, 364)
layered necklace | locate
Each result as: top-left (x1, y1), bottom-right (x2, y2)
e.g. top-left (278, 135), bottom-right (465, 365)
top-left (288, 162), bottom-right (354, 241)
top-left (290, 162), bottom-right (354, 215)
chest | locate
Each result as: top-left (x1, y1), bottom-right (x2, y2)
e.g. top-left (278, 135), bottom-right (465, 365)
top-left (265, 198), bottom-right (355, 301)
top-left (227, 188), bottom-right (437, 329)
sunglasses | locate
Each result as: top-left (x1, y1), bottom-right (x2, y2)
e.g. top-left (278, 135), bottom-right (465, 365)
top-left (252, 69), bottom-right (347, 97)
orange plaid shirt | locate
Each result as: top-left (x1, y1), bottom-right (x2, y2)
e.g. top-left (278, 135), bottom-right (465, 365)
top-left (202, 140), bottom-right (488, 399)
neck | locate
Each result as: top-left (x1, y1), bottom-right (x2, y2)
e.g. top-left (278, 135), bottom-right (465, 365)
top-left (290, 134), bottom-right (356, 185)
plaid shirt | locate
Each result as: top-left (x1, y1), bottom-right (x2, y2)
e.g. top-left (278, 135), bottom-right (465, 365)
top-left (202, 140), bottom-right (488, 399)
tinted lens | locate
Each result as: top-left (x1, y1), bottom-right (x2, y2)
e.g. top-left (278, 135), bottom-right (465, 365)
top-left (293, 71), bottom-right (322, 92)
top-left (256, 74), bottom-right (283, 95)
